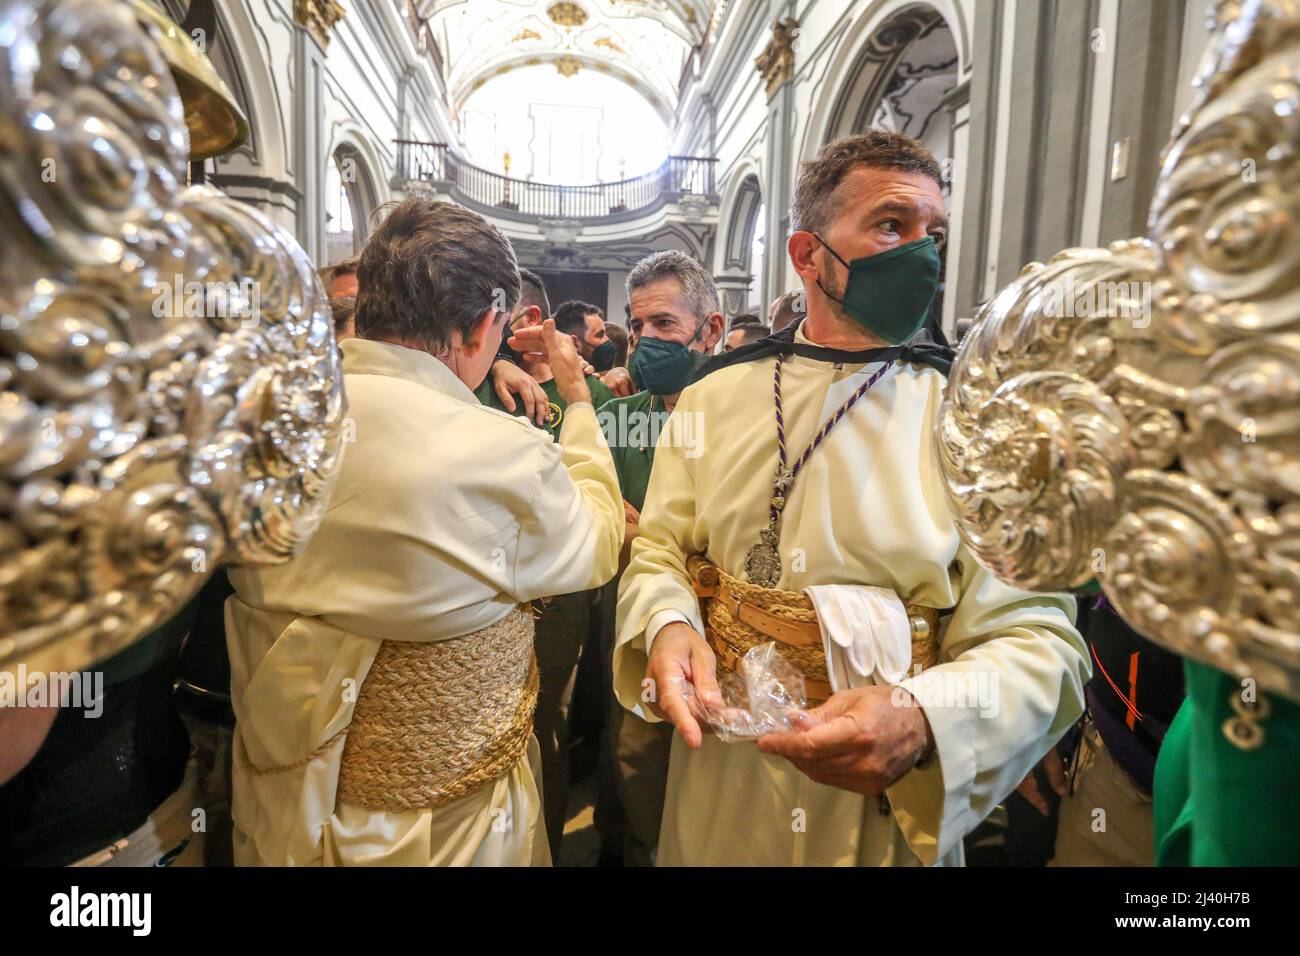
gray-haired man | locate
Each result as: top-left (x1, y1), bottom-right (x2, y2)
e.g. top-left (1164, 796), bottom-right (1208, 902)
top-left (594, 250), bottom-right (723, 864)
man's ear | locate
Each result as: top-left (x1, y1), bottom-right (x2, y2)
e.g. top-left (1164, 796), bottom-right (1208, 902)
top-left (702, 311), bottom-right (725, 351)
top-left (789, 231), bottom-right (823, 284)
top-left (467, 307), bottom-right (503, 356)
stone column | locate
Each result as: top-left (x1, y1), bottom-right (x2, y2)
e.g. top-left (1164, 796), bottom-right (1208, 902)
top-left (757, 4), bottom-right (799, 309)
top-left (714, 272), bottom-right (754, 320)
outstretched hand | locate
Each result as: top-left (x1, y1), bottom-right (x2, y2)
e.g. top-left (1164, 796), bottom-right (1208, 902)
top-left (644, 622), bottom-right (723, 749)
top-left (509, 320), bottom-right (591, 407)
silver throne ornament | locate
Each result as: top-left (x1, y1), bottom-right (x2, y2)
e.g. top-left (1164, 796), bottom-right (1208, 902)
top-left (938, 0), bottom-right (1300, 703)
top-left (0, 0), bottom-right (346, 676)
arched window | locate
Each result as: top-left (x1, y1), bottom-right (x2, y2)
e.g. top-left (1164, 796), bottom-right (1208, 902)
top-left (718, 173), bottom-right (764, 315)
top-left (460, 64), bottom-right (666, 183)
top-left (325, 145), bottom-right (375, 264)
top-left (825, 7), bottom-right (958, 200)
top-left (749, 203), bottom-right (766, 312)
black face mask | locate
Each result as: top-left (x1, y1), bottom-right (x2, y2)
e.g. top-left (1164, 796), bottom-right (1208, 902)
top-left (589, 339), bottom-right (618, 373)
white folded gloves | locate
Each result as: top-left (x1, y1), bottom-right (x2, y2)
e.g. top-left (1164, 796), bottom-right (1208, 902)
top-left (803, 584), bottom-right (913, 692)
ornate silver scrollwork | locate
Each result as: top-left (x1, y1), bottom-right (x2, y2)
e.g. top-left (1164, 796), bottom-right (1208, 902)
top-left (0, 0), bottom-right (345, 676)
top-left (938, 0), bottom-right (1300, 702)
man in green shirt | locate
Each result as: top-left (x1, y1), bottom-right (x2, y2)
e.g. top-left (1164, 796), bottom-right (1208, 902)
top-left (475, 269), bottom-right (614, 439)
top-left (593, 250), bottom-right (723, 865)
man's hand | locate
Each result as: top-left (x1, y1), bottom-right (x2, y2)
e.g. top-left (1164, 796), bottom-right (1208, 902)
top-left (756, 685), bottom-right (933, 795)
top-left (619, 500), bottom-right (640, 572)
top-left (510, 320), bottom-right (591, 407)
top-left (601, 367), bottom-right (636, 397)
top-left (645, 622), bottom-right (722, 749)
top-left (1016, 747), bottom-right (1069, 815)
top-left (490, 360), bottom-right (549, 426)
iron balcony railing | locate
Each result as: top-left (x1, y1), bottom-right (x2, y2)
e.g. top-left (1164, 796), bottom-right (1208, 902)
top-left (395, 140), bottom-right (717, 221)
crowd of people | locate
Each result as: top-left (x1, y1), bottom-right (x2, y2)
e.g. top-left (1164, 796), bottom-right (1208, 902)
top-left (4, 129), bottom-right (1193, 869)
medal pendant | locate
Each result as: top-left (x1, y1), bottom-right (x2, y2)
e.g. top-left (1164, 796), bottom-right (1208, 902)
top-left (744, 526), bottom-right (783, 587)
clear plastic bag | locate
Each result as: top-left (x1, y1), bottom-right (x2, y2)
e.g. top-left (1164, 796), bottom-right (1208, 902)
top-left (671, 642), bottom-right (809, 742)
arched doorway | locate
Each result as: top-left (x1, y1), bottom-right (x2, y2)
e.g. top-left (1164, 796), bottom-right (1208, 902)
top-left (324, 144), bottom-right (378, 265)
top-left (824, 5), bottom-right (959, 197)
top-left (819, 4), bottom-right (962, 341)
top-left (716, 172), bottom-right (764, 317)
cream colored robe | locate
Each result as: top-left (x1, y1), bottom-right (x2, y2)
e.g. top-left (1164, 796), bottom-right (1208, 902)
top-left (614, 327), bottom-right (1090, 866)
top-left (226, 338), bottom-right (623, 866)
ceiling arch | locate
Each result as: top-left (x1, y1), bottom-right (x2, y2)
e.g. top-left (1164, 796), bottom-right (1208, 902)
top-left (459, 53), bottom-right (676, 126)
top-left (415, 0), bottom-right (711, 118)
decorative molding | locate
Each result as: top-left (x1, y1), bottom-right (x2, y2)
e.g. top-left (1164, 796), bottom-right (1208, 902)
top-left (207, 172), bottom-right (306, 201)
top-left (547, 2), bottom-right (589, 28)
top-left (755, 17), bottom-right (799, 100)
top-left (294, 0), bottom-right (345, 51)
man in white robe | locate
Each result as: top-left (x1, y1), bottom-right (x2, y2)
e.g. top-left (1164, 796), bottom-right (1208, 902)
top-left (225, 198), bottom-right (623, 866)
top-left (614, 131), bottom-right (1090, 866)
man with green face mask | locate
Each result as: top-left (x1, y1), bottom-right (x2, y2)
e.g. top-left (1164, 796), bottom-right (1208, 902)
top-left (592, 250), bottom-right (723, 865)
top-left (555, 300), bottom-right (619, 373)
top-left (613, 131), bottom-right (1088, 867)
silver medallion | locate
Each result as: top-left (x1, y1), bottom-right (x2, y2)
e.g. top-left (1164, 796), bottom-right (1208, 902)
top-left (745, 526), bottom-right (783, 587)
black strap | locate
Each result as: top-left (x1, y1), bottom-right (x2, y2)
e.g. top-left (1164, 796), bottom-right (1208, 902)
top-left (692, 319), bottom-right (953, 384)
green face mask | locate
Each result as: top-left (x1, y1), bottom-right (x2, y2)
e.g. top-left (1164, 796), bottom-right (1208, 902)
top-left (627, 324), bottom-right (707, 396)
top-left (814, 235), bottom-right (940, 345)
top-left (589, 339), bottom-right (618, 373)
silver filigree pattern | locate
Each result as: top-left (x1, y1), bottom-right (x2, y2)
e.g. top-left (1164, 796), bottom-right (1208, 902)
top-left (0, 0), bottom-right (345, 676)
top-left (939, 1), bottom-right (1300, 702)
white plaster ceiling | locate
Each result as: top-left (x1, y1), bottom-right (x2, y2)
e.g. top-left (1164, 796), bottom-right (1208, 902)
top-left (414, 0), bottom-right (717, 120)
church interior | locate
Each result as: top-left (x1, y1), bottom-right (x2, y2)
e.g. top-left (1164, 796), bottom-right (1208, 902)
top-left (0, 0), bottom-right (1296, 920)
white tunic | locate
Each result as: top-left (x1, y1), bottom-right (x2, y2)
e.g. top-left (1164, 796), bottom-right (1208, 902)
top-left (614, 327), bottom-right (1090, 866)
top-left (226, 338), bottom-right (624, 866)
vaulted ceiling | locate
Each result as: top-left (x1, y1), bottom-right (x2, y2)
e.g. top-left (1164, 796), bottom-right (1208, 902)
top-left (414, 0), bottom-right (720, 122)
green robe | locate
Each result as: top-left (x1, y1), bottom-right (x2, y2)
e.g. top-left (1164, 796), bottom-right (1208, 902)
top-left (1154, 659), bottom-right (1300, 865)
top-left (475, 372), bottom-right (615, 441)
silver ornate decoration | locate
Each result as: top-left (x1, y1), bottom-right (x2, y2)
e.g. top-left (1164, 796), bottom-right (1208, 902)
top-left (0, 0), bottom-right (345, 676)
top-left (938, 0), bottom-right (1300, 703)
top-left (744, 526), bottom-right (783, 588)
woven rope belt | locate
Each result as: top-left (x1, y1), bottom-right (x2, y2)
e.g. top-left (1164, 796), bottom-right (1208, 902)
top-left (687, 555), bottom-right (944, 707)
top-left (335, 605), bottom-right (539, 813)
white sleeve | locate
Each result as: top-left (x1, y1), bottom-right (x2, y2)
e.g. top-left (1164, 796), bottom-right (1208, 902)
top-left (512, 403), bottom-right (625, 600)
top-left (884, 548), bottom-right (1089, 865)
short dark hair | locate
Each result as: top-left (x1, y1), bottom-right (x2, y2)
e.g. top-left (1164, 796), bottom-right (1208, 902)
top-left (791, 130), bottom-right (943, 235)
top-left (355, 198), bottom-right (519, 353)
top-left (553, 300), bottom-right (603, 338)
top-left (518, 268), bottom-right (551, 321)
top-left (727, 322), bottom-right (767, 348)
top-left (318, 256), bottom-right (358, 289)
top-left (330, 296), bottom-right (356, 334)
top-left (605, 323), bottom-right (629, 366)
top-left (728, 313), bottom-right (762, 330)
